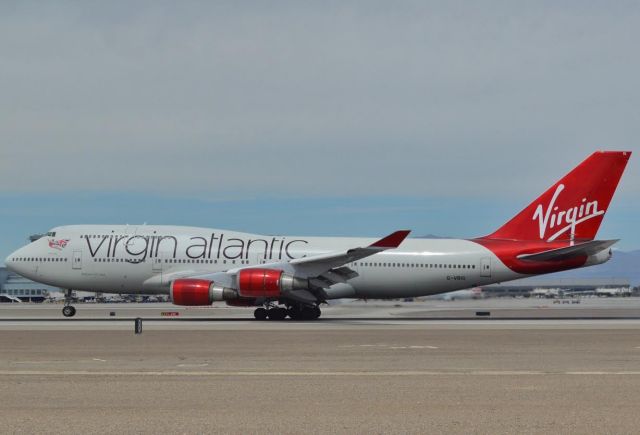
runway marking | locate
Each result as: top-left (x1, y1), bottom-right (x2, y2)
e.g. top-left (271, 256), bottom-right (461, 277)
top-left (2, 370), bottom-right (640, 377)
top-left (13, 359), bottom-right (108, 364)
top-left (340, 344), bottom-right (439, 350)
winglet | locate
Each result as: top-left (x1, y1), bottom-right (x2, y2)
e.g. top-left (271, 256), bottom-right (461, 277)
top-left (370, 230), bottom-right (411, 248)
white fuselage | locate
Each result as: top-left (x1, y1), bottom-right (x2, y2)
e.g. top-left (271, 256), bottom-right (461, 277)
top-left (6, 225), bottom-right (522, 299)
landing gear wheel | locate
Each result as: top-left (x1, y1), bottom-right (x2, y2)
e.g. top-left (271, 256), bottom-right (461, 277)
top-left (299, 306), bottom-right (316, 320)
top-left (254, 307), bottom-right (268, 320)
top-left (287, 307), bottom-right (301, 320)
top-left (62, 305), bottom-right (76, 317)
top-left (267, 307), bottom-right (287, 321)
top-left (286, 304), bottom-right (321, 321)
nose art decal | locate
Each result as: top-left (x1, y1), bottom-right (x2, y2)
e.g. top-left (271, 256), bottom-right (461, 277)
top-left (48, 239), bottom-right (70, 250)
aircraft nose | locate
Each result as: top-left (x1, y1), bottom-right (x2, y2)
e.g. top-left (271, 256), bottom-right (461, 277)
top-left (5, 252), bottom-right (16, 272)
top-left (5, 247), bottom-right (25, 274)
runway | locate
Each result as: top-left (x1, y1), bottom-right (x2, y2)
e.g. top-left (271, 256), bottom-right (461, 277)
top-left (2, 300), bottom-right (640, 434)
top-left (3, 297), bottom-right (640, 323)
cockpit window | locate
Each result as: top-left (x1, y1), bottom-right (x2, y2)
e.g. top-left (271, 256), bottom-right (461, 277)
top-left (46, 232), bottom-right (56, 237)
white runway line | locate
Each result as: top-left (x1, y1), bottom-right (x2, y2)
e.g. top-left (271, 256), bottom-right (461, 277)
top-left (3, 370), bottom-right (640, 377)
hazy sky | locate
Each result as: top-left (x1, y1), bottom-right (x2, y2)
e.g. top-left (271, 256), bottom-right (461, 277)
top-left (0, 2), bottom-right (638, 258)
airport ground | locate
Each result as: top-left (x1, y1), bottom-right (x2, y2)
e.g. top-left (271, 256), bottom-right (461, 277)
top-left (2, 299), bottom-right (640, 434)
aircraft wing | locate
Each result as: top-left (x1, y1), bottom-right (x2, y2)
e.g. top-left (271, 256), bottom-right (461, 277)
top-left (188, 230), bottom-right (411, 289)
top-left (288, 230), bottom-right (411, 275)
top-left (517, 239), bottom-right (618, 262)
top-left (286, 229), bottom-right (411, 288)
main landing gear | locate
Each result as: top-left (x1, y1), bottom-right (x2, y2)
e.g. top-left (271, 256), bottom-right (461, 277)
top-left (254, 304), bottom-right (321, 321)
top-left (62, 289), bottom-right (76, 318)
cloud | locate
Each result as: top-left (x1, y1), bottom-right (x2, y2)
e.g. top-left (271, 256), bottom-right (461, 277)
top-left (0, 1), bottom-right (638, 198)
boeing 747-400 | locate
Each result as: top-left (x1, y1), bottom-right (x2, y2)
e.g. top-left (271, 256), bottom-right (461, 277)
top-left (4, 151), bottom-right (631, 320)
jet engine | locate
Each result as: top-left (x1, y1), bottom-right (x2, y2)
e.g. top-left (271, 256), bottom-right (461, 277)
top-left (237, 268), bottom-right (309, 298)
top-left (170, 279), bottom-right (238, 306)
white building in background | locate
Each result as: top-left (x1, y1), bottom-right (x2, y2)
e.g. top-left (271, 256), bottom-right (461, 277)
top-left (0, 267), bottom-right (58, 302)
top-left (483, 277), bottom-right (632, 297)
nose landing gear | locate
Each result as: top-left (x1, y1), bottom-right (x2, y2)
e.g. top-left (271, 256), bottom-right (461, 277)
top-left (62, 289), bottom-right (76, 318)
top-left (62, 305), bottom-right (76, 317)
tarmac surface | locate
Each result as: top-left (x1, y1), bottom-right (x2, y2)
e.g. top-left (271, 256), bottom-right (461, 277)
top-left (2, 299), bottom-right (640, 434)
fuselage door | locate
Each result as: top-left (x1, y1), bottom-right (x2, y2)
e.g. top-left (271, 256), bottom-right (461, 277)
top-left (72, 250), bottom-right (82, 270)
top-left (152, 257), bottom-right (162, 273)
top-left (480, 257), bottom-right (491, 277)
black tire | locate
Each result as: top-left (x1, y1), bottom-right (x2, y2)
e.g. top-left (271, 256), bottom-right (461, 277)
top-left (62, 306), bottom-right (76, 317)
top-left (254, 308), bottom-right (268, 320)
top-left (287, 307), bottom-right (300, 320)
top-left (312, 306), bottom-right (321, 319)
top-left (267, 308), bottom-right (287, 321)
top-left (297, 306), bottom-right (313, 320)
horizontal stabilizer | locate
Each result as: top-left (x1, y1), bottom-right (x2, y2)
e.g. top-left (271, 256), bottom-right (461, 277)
top-left (517, 240), bottom-right (618, 262)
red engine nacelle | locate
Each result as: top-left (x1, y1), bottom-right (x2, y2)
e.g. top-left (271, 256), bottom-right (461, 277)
top-left (237, 268), bottom-right (309, 298)
top-left (171, 270), bottom-right (309, 305)
top-left (238, 268), bottom-right (283, 298)
top-left (170, 279), bottom-right (237, 306)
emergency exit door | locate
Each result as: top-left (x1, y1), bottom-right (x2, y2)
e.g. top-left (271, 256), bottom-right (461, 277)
top-left (72, 250), bottom-right (82, 270)
top-left (480, 257), bottom-right (491, 277)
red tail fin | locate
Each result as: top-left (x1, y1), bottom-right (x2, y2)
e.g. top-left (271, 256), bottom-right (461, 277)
top-left (486, 151), bottom-right (631, 242)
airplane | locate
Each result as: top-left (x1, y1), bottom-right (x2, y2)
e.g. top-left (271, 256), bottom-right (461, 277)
top-left (3, 150), bottom-right (631, 320)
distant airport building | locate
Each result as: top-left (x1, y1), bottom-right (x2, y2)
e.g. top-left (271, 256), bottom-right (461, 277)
top-left (1, 233), bottom-right (56, 302)
top-left (0, 267), bottom-right (58, 303)
top-left (482, 277), bottom-right (632, 297)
